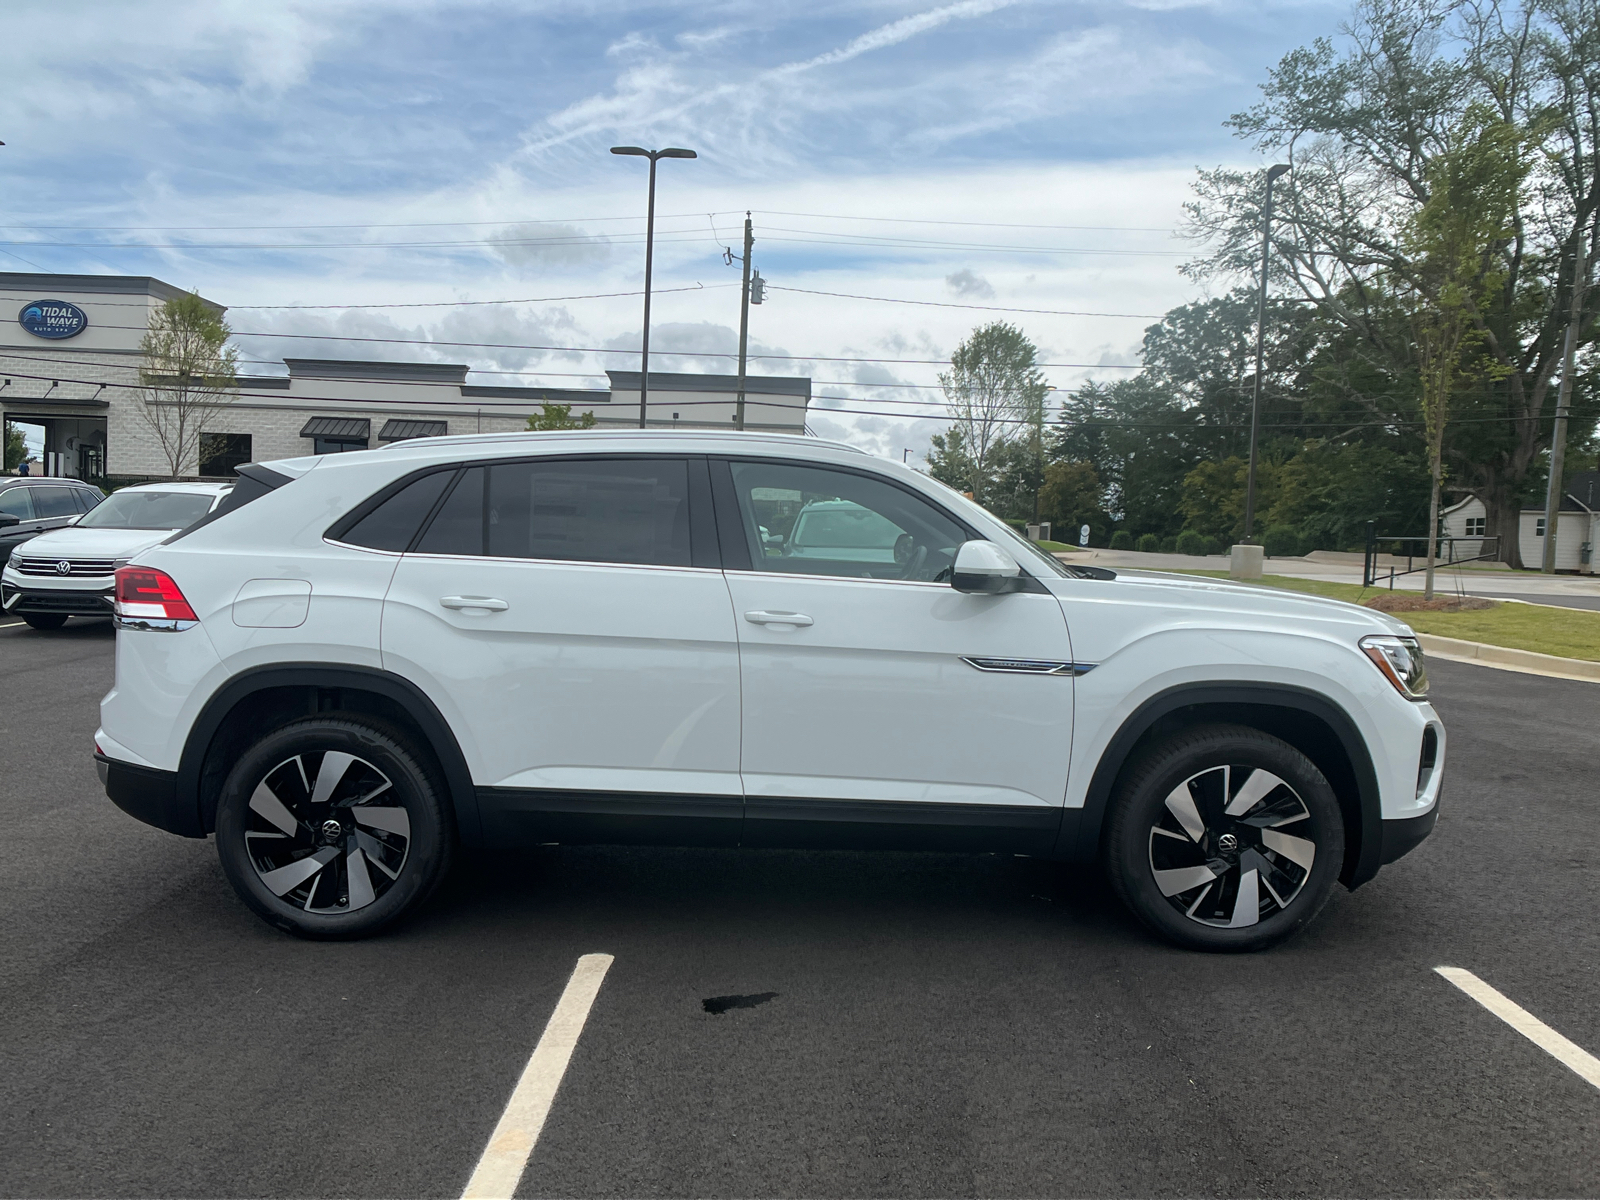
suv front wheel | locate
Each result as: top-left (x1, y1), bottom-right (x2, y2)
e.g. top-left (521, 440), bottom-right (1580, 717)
top-left (1103, 724), bottom-right (1344, 952)
top-left (215, 717), bottom-right (455, 938)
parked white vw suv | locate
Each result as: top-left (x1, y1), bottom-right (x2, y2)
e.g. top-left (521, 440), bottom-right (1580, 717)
top-left (3, 481), bottom-right (231, 630)
top-left (94, 432), bottom-right (1442, 950)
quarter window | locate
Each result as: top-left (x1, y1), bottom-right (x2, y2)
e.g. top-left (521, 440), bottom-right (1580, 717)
top-left (339, 470), bottom-right (455, 552)
top-left (726, 460), bottom-right (965, 582)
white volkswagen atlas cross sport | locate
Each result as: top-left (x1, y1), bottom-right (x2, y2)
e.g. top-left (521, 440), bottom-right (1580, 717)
top-left (3, 481), bottom-right (231, 630)
top-left (94, 432), bottom-right (1443, 950)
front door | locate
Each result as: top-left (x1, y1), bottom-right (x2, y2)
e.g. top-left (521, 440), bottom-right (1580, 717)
top-left (382, 455), bottom-right (743, 846)
top-left (715, 458), bottom-right (1074, 852)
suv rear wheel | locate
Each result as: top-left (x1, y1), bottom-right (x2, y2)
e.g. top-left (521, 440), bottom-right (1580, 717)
top-left (1103, 724), bottom-right (1344, 952)
top-left (214, 717), bottom-right (454, 938)
top-left (22, 614), bottom-right (69, 630)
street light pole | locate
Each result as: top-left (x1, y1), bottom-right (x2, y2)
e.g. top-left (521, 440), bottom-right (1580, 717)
top-left (1241, 163), bottom-right (1290, 545)
top-left (610, 145), bottom-right (697, 429)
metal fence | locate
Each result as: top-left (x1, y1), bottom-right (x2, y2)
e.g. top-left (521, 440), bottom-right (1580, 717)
top-left (1362, 520), bottom-right (1502, 588)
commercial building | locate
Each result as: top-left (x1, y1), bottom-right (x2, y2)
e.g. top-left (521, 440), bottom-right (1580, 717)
top-left (1, 272), bottom-right (811, 482)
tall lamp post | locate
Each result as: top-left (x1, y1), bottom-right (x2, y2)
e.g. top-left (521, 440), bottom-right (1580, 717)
top-left (1240, 163), bottom-right (1291, 552)
top-left (610, 145), bottom-right (697, 429)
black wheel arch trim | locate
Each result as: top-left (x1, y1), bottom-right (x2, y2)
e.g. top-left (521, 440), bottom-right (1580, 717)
top-left (178, 663), bottom-right (480, 845)
top-left (1053, 682), bottom-right (1385, 889)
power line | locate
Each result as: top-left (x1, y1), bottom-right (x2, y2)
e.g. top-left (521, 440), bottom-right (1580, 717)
top-left (770, 284), bottom-right (1161, 319)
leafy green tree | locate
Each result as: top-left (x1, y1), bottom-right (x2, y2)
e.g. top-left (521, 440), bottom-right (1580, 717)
top-left (3, 422), bottom-right (25, 472)
top-left (526, 403), bottom-right (596, 431)
top-left (939, 322), bottom-right (1047, 506)
top-left (1037, 459), bottom-right (1106, 543)
top-left (1185, 0), bottom-right (1600, 565)
top-left (137, 292), bottom-right (238, 479)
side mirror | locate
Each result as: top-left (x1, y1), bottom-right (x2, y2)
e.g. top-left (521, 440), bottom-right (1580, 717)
top-left (952, 540), bottom-right (1022, 594)
top-left (0, 513), bottom-right (18, 529)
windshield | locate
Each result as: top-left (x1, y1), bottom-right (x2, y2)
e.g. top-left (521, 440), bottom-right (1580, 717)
top-left (77, 490), bottom-right (217, 531)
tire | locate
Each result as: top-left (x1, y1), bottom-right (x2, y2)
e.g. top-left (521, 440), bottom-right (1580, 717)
top-left (215, 717), bottom-right (455, 939)
top-left (22, 614), bottom-right (69, 630)
top-left (1103, 724), bottom-right (1345, 952)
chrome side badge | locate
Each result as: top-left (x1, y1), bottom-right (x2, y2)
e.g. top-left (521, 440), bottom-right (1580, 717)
top-left (961, 657), bottom-right (1096, 676)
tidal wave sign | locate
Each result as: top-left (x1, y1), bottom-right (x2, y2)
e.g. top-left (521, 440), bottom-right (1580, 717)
top-left (18, 299), bottom-right (88, 340)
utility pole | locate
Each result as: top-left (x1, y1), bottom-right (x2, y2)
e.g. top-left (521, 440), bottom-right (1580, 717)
top-left (735, 213), bottom-right (753, 431)
top-left (1542, 230), bottom-right (1588, 573)
top-left (1242, 163), bottom-right (1291, 544)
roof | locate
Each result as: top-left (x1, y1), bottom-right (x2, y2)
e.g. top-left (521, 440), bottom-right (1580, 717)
top-left (459, 384), bottom-right (608, 402)
top-left (0, 271), bottom-right (223, 310)
top-left (285, 359), bottom-right (470, 384)
top-left (605, 370), bottom-right (811, 398)
top-left (118, 481), bottom-right (234, 495)
top-left (0, 476), bottom-right (101, 492)
top-left (379, 418), bottom-right (448, 441)
top-left (301, 416), bottom-right (372, 439)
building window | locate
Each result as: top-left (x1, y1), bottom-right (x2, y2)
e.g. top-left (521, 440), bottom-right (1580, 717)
top-left (1536, 517), bottom-right (1547, 537)
top-left (199, 432), bottom-right (252, 477)
top-left (313, 436), bottom-right (369, 454)
top-left (1465, 517), bottom-right (1485, 537)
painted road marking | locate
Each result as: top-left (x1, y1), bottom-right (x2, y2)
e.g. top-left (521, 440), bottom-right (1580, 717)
top-left (461, 953), bottom-right (614, 1200)
top-left (1436, 966), bottom-right (1600, 1091)
top-left (0, 621), bottom-right (24, 629)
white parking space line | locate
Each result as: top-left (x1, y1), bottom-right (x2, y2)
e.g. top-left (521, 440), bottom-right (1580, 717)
top-left (461, 953), bottom-right (614, 1200)
top-left (0, 621), bottom-right (24, 629)
top-left (1436, 967), bottom-right (1600, 1091)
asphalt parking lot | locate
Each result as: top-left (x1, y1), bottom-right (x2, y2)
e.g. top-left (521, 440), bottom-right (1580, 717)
top-left (3, 618), bottom-right (1598, 1198)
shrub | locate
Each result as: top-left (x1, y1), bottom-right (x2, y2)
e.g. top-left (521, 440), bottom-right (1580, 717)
top-left (1174, 529), bottom-right (1205, 555)
top-left (1263, 524), bottom-right (1303, 558)
top-left (1159, 536), bottom-right (1177, 554)
top-left (1109, 530), bottom-right (1134, 550)
top-left (1136, 533), bottom-right (1159, 553)
top-left (1202, 535), bottom-right (1223, 556)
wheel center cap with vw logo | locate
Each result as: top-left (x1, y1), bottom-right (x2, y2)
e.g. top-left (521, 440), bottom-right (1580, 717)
top-left (1217, 832), bottom-right (1239, 852)
top-left (55, 561), bottom-right (72, 575)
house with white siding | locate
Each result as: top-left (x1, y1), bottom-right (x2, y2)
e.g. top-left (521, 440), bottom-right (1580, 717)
top-left (1441, 472), bottom-right (1600, 572)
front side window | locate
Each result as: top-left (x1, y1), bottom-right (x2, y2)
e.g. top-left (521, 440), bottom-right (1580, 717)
top-left (727, 460), bottom-right (965, 582)
top-left (78, 490), bottom-right (215, 530)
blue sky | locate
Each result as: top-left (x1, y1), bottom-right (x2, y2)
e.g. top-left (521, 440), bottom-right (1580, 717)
top-left (2, 0), bottom-right (1346, 458)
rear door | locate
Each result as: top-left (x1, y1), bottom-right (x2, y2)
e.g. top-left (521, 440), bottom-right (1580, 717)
top-left (381, 455), bottom-right (743, 846)
top-left (715, 457), bottom-right (1075, 853)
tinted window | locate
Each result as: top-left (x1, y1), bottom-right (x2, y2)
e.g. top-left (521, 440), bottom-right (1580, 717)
top-left (78, 490), bottom-right (215, 530)
top-left (487, 459), bottom-right (690, 566)
top-left (415, 467), bottom-right (485, 555)
top-left (341, 470), bottom-right (454, 552)
top-left (0, 487), bottom-right (35, 520)
top-left (34, 487), bottom-right (82, 518)
top-left (199, 432), bottom-right (253, 478)
top-left (727, 461), bottom-right (965, 582)
top-left (74, 488), bottom-right (102, 513)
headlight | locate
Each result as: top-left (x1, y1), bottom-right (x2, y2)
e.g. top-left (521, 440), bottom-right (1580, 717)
top-left (1361, 634), bottom-right (1429, 699)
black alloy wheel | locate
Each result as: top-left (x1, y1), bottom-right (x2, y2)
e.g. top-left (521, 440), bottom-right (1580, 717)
top-left (215, 717), bottom-right (454, 938)
top-left (1104, 724), bottom-right (1344, 952)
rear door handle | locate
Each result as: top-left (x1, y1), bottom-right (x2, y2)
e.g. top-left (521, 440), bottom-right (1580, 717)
top-left (744, 610), bottom-right (813, 628)
top-left (440, 596), bottom-right (509, 612)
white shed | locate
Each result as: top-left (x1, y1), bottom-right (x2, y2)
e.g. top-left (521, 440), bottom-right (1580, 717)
top-left (1441, 483), bottom-right (1599, 572)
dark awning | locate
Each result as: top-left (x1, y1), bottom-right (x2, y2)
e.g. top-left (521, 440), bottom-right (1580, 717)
top-left (300, 416), bottom-right (371, 439)
top-left (378, 418), bottom-right (448, 442)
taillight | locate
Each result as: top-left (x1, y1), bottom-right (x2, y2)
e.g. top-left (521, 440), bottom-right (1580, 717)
top-left (114, 566), bottom-right (198, 630)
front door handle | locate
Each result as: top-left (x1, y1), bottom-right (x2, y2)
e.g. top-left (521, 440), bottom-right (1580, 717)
top-left (744, 610), bottom-right (813, 628)
top-left (440, 595), bottom-right (509, 612)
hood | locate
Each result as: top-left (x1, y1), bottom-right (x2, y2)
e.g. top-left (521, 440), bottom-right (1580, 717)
top-left (10, 525), bottom-right (177, 561)
top-left (1069, 568), bottom-right (1415, 638)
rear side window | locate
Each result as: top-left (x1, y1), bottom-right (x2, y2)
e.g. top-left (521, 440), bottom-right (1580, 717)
top-left (415, 467), bottom-right (486, 556)
top-left (340, 470), bottom-right (454, 552)
top-left (0, 488), bottom-right (35, 520)
top-left (33, 487), bottom-right (81, 518)
top-left (487, 459), bottom-right (690, 566)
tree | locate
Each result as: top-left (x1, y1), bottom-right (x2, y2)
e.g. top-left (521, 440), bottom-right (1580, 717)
top-left (938, 322), bottom-right (1047, 506)
top-left (3, 421), bottom-right (25, 472)
top-left (137, 292), bottom-right (238, 479)
top-left (1037, 459), bottom-right (1107, 543)
top-left (526, 403), bottom-right (596, 431)
top-left (1397, 105), bottom-right (1526, 595)
top-left (1185, 0), bottom-right (1600, 566)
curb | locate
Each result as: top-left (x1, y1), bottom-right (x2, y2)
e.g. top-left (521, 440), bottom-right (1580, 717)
top-left (1417, 632), bottom-right (1600, 684)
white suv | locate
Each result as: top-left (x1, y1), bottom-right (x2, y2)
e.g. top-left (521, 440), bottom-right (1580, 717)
top-left (94, 432), bottom-right (1443, 950)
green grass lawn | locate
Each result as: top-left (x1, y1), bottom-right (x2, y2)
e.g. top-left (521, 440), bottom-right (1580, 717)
top-left (1153, 570), bottom-right (1600, 662)
top-left (1037, 540), bottom-right (1081, 553)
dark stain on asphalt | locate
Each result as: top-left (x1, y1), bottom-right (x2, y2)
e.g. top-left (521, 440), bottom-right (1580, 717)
top-left (702, 991), bottom-right (778, 1015)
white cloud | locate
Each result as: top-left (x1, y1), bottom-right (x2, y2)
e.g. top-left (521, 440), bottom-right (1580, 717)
top-left (946, 269), bottom-right (995, 299)
top-left (487, 223), bottom-right (614, 273)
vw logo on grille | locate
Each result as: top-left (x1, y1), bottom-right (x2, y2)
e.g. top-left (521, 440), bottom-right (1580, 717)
top-left (55, 560), bottom-right (72, 575)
